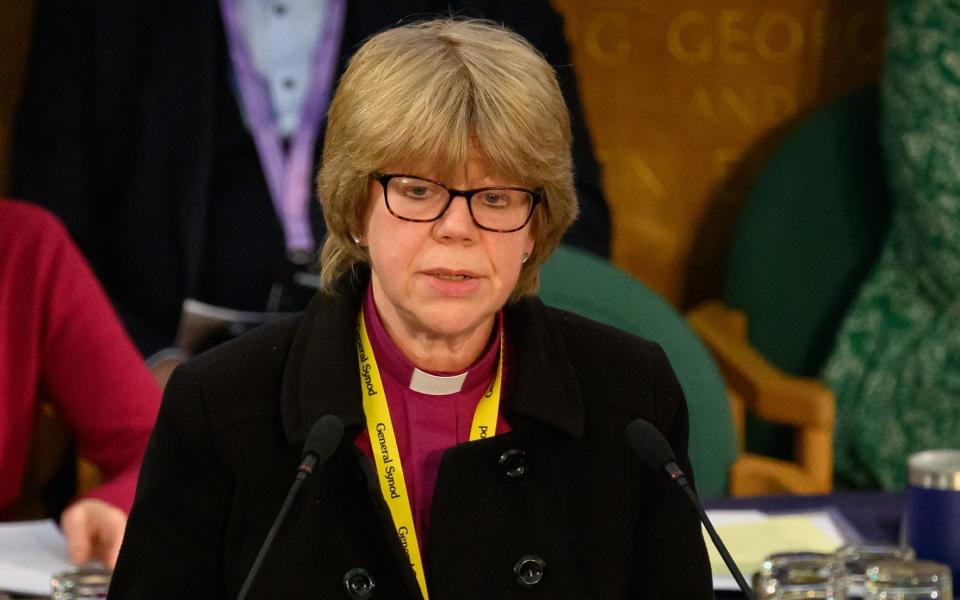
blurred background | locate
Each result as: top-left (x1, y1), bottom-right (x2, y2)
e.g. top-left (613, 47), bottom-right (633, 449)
top-left (0, 0), bottom-right (886, 308)
top-left (1, 0), bottom-right (904, 505)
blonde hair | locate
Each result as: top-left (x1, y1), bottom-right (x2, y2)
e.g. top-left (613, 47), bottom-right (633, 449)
top-left (317, 18), bottom-right (578, 299)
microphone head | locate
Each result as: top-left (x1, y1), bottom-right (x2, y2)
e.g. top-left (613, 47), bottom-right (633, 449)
top-left (303, 415), bottom-right (345, 466)
top-left (624, 418), bottom-right (677, 471)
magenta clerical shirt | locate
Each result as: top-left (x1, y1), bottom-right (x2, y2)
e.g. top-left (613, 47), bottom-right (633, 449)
top-left (354, 286), bottom-right (511, 557)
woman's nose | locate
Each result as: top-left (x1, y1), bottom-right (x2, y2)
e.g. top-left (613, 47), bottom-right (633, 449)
top-left (434, 194), bottom-right (479, 238)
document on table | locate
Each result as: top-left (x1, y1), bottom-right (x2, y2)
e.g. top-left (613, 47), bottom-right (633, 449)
top-left (705, 509), bottom-right (859, 591)
top-left (0, 520), bottom-right (72, 596)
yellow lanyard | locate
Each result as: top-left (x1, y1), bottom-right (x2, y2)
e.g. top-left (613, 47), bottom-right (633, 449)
top-left (356, 309), bottom-right (504, 599)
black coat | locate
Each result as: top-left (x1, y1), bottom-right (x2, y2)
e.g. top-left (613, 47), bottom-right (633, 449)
top-left (110, 272), bottom-right (713, 599)
top-left (13, 0), bottom-right (610, 355)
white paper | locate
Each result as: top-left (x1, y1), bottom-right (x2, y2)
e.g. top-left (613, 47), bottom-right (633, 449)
top-left (705, 509), bottom-right (849, 592)
top-left (0, 519), bottom-right (73, 596)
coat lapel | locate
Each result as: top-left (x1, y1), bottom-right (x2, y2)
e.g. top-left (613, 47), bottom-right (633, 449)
top-left (280, 269), bottom-right (368, 442)
top-left (504, 298), bottom-right (585, 438)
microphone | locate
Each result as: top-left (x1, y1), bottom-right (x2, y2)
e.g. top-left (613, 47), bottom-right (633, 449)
top-left (236, 415), bottom-right (345, 600)
top-left (298, 414), bottom-right (345, 480)
top-left (625, 419), bottom-right (754, 600)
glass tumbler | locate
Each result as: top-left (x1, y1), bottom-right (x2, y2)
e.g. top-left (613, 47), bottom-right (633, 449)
top-left (756, 552), bottom-right (847, 599)
top-left (836, 543), bottom-right (915, 598)
top-left (50, 566), bottom-right (111, 600)
top-left (865, 559), bottom-right (952, 600)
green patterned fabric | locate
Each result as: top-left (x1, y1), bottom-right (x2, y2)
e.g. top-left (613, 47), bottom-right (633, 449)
top-left (822, 0), bottom-right (960, 489)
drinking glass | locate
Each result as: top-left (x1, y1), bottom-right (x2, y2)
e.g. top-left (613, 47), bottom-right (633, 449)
top-left (50, 566), bottom-right (111, 600)
top-left (755, 552), bottom-right (846, 599)
top-left (836, 543), bottom-right (915, 598)
top-left (865, 559), bottom-right (952, 600)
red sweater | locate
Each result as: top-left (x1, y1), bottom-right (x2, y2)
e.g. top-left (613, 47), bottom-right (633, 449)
top-left (0, 200), bottom-right (161, 519)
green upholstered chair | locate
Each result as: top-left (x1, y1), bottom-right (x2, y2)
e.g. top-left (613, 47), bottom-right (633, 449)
top-left (688, 84), bottom-right (891, 495)
top-left (539, 244), bottom-right (737, 500)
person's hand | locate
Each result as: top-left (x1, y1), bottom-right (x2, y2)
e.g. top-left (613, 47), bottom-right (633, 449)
top-left (60, 498), bottom-right (127, 568)
top-left (145, 347), bottom-right (191, 390)
top-left (149, 356), bottom-right (183, 390)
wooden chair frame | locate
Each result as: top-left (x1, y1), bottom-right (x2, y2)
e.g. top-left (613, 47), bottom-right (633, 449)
top-left (688, 301), bottom-right (835, 496)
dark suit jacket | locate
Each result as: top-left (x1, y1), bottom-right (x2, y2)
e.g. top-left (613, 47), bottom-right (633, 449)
top-left (109, 270), bottom-right (712, 599)
top-left (12, 0), bottom-right (610, 355)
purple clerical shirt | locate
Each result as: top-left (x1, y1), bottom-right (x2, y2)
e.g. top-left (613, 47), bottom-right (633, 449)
top-left (354, 286), bottom-right (511, 558)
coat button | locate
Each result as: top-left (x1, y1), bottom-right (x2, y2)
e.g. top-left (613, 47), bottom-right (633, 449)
top-left (514, 555), bottom-right (546, 587)
top-left (342, 568), bottom-right (376, 599)
top-left (498, 449), bottom-right (527, 480)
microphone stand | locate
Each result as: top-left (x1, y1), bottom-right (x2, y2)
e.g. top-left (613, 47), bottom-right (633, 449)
top-left (236, 457), bottom-right (319, 600)
top-left (667, 464), bottom-right (754, 599)
top-left (235, 415), bottom-right (341, 600)
top-left (626, 420), bottom-right (754, 600)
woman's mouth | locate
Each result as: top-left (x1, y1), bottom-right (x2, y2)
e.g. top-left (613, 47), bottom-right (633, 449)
top-left (423, 270), bottom-right (481, 295)
top-left (433, 273), bottom-right (471, 281)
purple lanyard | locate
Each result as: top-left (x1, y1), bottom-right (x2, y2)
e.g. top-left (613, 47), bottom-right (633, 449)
top-left (219, 0), bottom-right (346, 255)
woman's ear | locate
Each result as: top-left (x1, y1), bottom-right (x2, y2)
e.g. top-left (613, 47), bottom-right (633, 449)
top-left (523, 233), bottom-right (535, 261)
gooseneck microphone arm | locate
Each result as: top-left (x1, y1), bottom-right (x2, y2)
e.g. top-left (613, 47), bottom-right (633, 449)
top-left (673, 468), bottom-right (754, 599)
top-left (236, 415), bottom-right (345, 600)
top-left (625, 419), bottom-right (754, 600)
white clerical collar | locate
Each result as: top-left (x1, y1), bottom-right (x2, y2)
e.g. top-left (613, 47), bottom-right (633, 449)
top-left (408, 368), bottom-right (468, 395)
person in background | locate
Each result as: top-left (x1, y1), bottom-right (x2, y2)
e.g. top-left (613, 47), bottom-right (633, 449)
top-left (822, 0), bottom-right (960, 490)
top-left (0, 200), bottom-right (161, 568)
top-left (12, 0), bottom-right (609, 360)
top-left (110, 19), bottom-right (710, 598)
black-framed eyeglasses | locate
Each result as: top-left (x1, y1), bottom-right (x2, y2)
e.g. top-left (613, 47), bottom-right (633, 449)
top-left (372, 172), bottom-right (542, 233)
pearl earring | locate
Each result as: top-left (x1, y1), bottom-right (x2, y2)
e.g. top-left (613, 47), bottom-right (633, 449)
top-left (351, 233), bottom-right (362, 245)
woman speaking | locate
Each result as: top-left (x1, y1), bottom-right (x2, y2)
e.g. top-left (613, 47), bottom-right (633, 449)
top-left (111, 19), bottom-right (712, 599)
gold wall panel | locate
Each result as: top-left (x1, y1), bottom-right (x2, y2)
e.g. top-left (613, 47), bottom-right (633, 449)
top-left (554, 0), bottom-right (885, 306)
